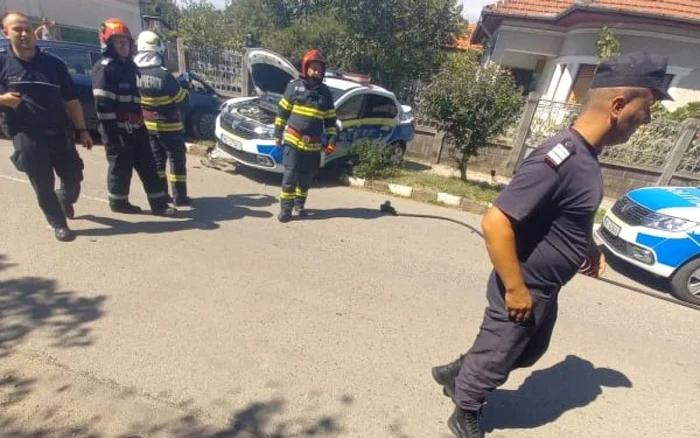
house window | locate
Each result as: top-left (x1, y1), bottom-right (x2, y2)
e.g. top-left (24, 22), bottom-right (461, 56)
top-left (567, 64), bottom-right (597, 105)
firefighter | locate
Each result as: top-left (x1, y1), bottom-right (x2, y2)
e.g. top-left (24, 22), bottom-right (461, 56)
top-left (92, 18), bottom-right (175, 216)
top-left (134, 30), bottom-right (192, 206)
top-left (274, 49), bottom-right (337, 222)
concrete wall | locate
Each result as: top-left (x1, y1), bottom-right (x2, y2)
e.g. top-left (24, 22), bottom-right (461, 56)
top-left (0, 0), bottom-right (142, 36)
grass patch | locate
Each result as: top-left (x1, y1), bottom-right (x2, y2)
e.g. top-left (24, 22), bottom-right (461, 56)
top-left (381, 170), bottom-right (502, 203)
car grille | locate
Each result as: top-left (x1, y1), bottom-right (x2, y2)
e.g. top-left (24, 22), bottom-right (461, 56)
top-left (217, 141), bottom-right (274, 168)
top-left (599, 227), bottom-right (627, 253)
top-left (220, 113), bottom-right (259, 140)
top-left (611, 196), bottom-right (654, 226)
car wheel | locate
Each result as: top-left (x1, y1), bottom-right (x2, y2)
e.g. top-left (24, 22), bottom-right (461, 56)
top-left (669, 257), bottom-right (700, 305)
top-left (189, 109), bottom-right (217, 140)
top-left (386, 142), bottom-right (406, 166)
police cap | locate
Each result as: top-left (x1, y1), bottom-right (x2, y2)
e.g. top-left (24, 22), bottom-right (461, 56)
top-left (591, 51), bottom-right (673, 101)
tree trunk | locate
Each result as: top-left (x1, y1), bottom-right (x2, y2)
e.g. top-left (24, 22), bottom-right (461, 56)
top-left (458, 161), bottom-right (467, 181)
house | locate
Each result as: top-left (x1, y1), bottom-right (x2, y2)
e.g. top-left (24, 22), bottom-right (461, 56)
top-left (470, 0), bottom-right (700, 110)
top-left (0, 0), bottom-right (143, 44)
top-left (446, 23), bottom-right (483, 52)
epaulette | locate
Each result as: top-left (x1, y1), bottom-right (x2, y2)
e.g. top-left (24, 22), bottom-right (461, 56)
top-left (544, 140), bottom-right (576, 168)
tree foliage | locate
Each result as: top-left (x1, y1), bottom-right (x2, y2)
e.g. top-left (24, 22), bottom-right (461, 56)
top-left (597, 26), bottom-right (621, 61)
top-left (421, 54), bottom-right (524, 180)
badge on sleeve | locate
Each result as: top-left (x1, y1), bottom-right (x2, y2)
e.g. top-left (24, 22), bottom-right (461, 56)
top-left (544, 142), bottom-right (575, 168)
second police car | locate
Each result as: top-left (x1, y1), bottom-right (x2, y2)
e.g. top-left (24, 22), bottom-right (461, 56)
top-left (211, 49), bottom-right (415, 173)
top-left (597, 186), bottom-right (700, 305)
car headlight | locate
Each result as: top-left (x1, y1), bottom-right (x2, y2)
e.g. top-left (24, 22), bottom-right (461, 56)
top-left (254, 126), bottom-right (275, 139)
top-left (643, 214), bottom-right (698, 232)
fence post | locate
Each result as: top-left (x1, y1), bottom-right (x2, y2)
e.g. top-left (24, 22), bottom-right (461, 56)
top-left (240, 49), bottom-right (253, 97)
top-left (657, 118), bottom-right (700, 186)
top-left (433, 129), bottom-right (446, 164)
top-left (176, 38), bottom-right (187, 74)
top-left (506, 92), bottom-right (540, 175)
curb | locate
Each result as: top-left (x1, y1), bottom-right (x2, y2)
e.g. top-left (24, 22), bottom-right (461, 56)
top-left (187, 142), bottom-right (492, 216)
top-left (339, 175), bottom-right (491, 215)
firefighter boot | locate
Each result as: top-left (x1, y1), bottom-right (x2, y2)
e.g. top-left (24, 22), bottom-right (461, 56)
top-left (54, 226), bottom-right (76, 243)
top-left (448, 407), bottom-right (484, 438)
top-left (110, 200), bottom-right (143, 214)
top-left (293, 196), bottom-right (308, 217)
top-left (432, 354), bottom-right (464, 400)
top-left (278, 198), bottom-right (294, 223)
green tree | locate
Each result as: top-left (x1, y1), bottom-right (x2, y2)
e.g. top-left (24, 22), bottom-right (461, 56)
top-left (421, 54), bottom-right (524, 180)
top-left (176, 0), bottom-right (234, 53)
top-left (597, 26), bottom-right (621, 60)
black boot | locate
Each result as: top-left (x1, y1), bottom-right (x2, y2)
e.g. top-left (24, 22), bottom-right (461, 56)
top-left (278, 199), bottom-right (293, 223)
top-left (294, 199), bottom-right (308, 217)
top-left (152, 206), bottom-right (177, 216)
top-left (54, 226), bottom-right (76, 242)
top-left (448, 406), bottom-right (484, 438)
top-left (431, 355), bottom-right (464, 399)
top-left (110, 201), bottom-right (143, 214)
top-left (174, 196), bottom-right (193, 207)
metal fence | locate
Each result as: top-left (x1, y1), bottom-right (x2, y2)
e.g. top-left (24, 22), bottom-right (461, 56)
top-left (185, 50), bottom-right (244, 95)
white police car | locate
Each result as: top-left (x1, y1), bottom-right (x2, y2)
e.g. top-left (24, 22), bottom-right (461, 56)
top-left (597, 186), bottom-right (700, 305)
top-left (211, 48), bottom-right (415, 173)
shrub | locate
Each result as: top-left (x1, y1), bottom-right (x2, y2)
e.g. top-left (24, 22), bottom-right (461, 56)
top-left (345, 140), bottom-right (399, 180)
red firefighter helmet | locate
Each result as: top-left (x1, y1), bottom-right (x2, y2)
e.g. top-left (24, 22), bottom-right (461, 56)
top-left (302, 49), bottom-right (326, 78)
top-left (99, 18), bottom-right (133, 53)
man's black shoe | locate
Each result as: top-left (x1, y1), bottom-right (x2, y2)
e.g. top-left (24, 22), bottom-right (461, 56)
top-left (448, 407), bottom-right (484, 438)
top-left (110, 203), bottom-right (143, 214)
top-left (174, 197), bottom-right (193, 207)
top-left (54, 226), bottom-right (76, 242)
top-left (60, 201), bottom-right (75, 220)
top-left (432, 355), bottom-right (464, 399)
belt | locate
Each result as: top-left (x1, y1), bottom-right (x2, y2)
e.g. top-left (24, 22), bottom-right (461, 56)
top-left (117, 113), bottom-right (144, 133)
top-left (287, 126), bottom-right (321, 143)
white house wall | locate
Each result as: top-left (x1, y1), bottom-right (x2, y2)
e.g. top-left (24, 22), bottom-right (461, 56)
top-left (673, 70), bottom-right (700, 109)
top-left (0, 0), bottom-right (142, 35)
top-left (492, 28), bottom-right (563, 59)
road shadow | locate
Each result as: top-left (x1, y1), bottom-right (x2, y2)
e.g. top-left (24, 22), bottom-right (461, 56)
top-left (120, 392), bottom-right (353, 438)
top-left (75, 194), bottom-right (276, 238)
top-left (0, 254), bottom-right (107, 358)
top-left (483, 355), bottom-right (632, 433)
top-left (401, 160), bottom-right (432, 172)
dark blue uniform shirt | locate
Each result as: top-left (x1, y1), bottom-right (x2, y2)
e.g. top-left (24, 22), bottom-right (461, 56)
top-left (494, 128), bottom-right (604, 289)
top-left (0, 46), bottom-right (77, 134)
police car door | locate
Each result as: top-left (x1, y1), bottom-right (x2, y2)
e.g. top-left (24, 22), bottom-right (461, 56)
top-left (329, 92), bottom-right (366, 163)
top-left (355, 92), bottom-right (399, 145)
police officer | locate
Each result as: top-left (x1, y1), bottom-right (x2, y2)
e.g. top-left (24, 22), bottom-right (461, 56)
top-left (431, 52), bottom-right (673, 438)
top-left (274, 49), bottom-right (337, 222)
top-left (0, 12), bottom-right (93, 242)
top-left (134, 30), bottom-right (192, 207)
top-left (92, 18), bottom-right (175, 216)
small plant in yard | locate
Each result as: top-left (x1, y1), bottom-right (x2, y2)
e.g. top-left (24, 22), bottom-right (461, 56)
top-left (420, 53), bottom-right (524, 181)
top-left (345, 140), bottom-right (400, 180)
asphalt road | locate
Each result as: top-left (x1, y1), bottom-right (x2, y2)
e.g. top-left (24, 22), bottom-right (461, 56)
top-left (0, 139), bottom-right (698, 437)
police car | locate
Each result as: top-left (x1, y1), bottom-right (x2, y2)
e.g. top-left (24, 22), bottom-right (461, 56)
top-left (597, 186), bottom-right (700, 305)
top-left (212, 48), bottom-right (415, 173)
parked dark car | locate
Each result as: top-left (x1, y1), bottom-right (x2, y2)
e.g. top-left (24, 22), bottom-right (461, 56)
top-left (0, 40), bottom-right (222, 139)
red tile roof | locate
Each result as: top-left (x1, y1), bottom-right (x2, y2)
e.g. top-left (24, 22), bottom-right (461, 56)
top-left (488, 0), bottom-right (700, 22)
top-left (449, 23), bottom-right (483, 51)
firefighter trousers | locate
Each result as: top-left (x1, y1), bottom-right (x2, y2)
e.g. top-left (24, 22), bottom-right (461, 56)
top-left (454, 271), bottom-right (559, 412)
top-left (9, 130), bottom-right (84, 228)
top-left (280, 144), bottom-right (319, 214)
top-left (148, 132), bottom-right (188, 201)
top-left (102, 126), bottom-right (169, 211)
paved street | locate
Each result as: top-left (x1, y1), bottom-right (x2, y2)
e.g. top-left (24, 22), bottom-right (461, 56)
top-left (0, 139), bottom-right (698, 438)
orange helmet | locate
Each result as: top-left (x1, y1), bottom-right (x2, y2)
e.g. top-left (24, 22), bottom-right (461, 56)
top-left (302, 49), bottom-right (326, 78)
top-left (99, 18), bottom-right (133, 53)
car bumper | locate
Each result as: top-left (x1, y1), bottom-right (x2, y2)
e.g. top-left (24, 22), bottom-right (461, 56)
top-left (596, 211), bottom-right (677, 278)
top-left (214, 117), bottom-right (284, 173)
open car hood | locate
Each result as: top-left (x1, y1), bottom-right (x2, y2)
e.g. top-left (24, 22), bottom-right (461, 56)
top-left (245, 48), bottom-right (299, 97)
